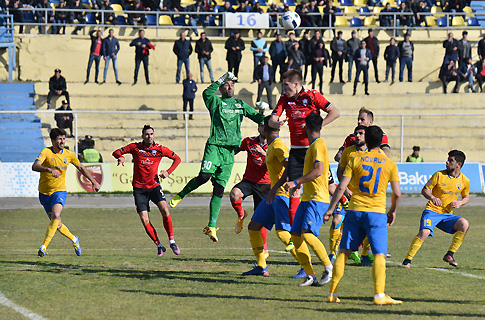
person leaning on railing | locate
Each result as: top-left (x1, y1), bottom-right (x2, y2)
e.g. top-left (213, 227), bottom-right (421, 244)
top-left (97, 0), bottom-right (117, 25)
top-left (36, 0), bottom-right (55, 34)
top-left (70, 0), bottom-right (86, 35)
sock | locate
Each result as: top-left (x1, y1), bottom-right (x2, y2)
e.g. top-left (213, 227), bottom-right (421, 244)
top-left (276, 229), bottom-right (295, 261)
top-left (43, 219), bottom-right (60, 247)
top-left (144, 222), bottom-right (160, 246)
top-left (179, 177), bottom-right (203, 198)
top-left (208, 195), bottom-right (222, 227)
top-left (249, 229), bottom-right (266, 268)
top-left (372, 254), bottom-right (386, 295)
top-left (288, 197), bottom-right (300, 226)
top-left (448, 231), bottom-right (466, 253)
top-left (329, 252), bottom-right (347, 294)
top-left (57, 223), bottom-right (74, 241)
top-left (339, 194), bottom-right (348, 204)
top-left (405, 236), bottom-right (424, 260)
top-left (329, 226), bottom-right (341, 255)
top-left (162, 215), bottom-right (174, 241)
top-left (231, 198), bottom-right (245, 218)
top-left (361, 237), bottom-right (370, 257)
top-left (291, 234), bottom-right (314, 275)
top-left (302, 232), bottom-right (331, 267)
top-left (261, 227), bottom-right (268, 251)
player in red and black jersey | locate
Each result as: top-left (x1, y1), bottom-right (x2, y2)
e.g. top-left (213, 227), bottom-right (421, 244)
top-left (334, 107), bottom-right (390, 162)
top-left (230, 124), bottom-right (271, 254)
top-left (112, 125), bottom-right (182, 257)
top-left (268, 70), bottom-right (340, 223)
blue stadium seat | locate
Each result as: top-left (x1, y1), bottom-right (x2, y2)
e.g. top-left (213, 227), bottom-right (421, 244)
top-left (350, 17), bottom-right (364, 26)
top-left (50, 0), bottom-right (60, 3)
top-left (208, 15), bottom-right (216, 26)
top-left (340, 0), bottom-right (353, 6)
top-left (85, 13), bottom-right (97, 24)
top-left (173, 15), bottom-right (187, 26)
top-left (117, 16), bottom-right (127, 25)
top-left (228, 0), bottom-right (238, 5)
top-left (110, 0), bottom-right (120, 3)
top-left (397, 0), bottom-right (406, 6)
top-left (467, 17), bottom-right (480, 26)
top-left (146, 14), bottom-right (157, 25)
top-left (359, 7), bottom-right (371, 13)
top-left (334, 7), bottom-right (343, 15)
top-left (437, 16), bottom-right (448, 27)
top-left (257, 0), bottom-right (267, 5)
top-left (283, 0), bottom-right (296, 6)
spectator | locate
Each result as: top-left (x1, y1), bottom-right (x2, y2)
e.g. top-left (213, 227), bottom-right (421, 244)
top-left (476, 59), bottom-right (485, 92)
top-left (300, 31), bottom-right (312, 83)
top-left (397, 1), bottom-right (413, 28)
top-left (269, 33), bottom-right (287, 82)
top-left (309, 29), bottom-right (322, 52)
top-left (195, 32), bottom-right (214, 83)
top-left (250, 31), bottom-right (269, 83)
top-left (225, 30), bottom-right (245, 79)
top-left (255, 55), bottom-right (275, 108)
top-left (98, 0), bottom-right (116, 25)
top-left (128, 0), bottom-right (147, 26)
top-left (454, 57), bottom-right (476, 93)
top-left (330, 31), bottom-right (346, 83)
top-left (443, 32), bottom-right (459, 65)
top-left (8, 0), bottom-right (27, 34)
top-left (347, 30), bottom-right (360, 82)
top-left (287, 41), bottom-right (305, 72)
top-left (406, 146), bottom-right (423, 162)
top-left (398, 33), bottom-right (414, 82)
top-left (130, 29), bottom-right (154, 84)
top-left (81, 139), bottom-right (103, 163)
top-left (414, 1), bottom-right (428, 27)
top-left (85, 29), bottom-right (103, 84)
top-left (458, 31), bottom-right (471, 68)
top-left (439, 60), bottom-right (458, 94)
top-left (267, 2), bottom-right (281, 28)
top-left (384, 38), bottom-right (399, 84)
top-left (142, 0), bottom-right (159, 11)
top-left (54, 0), bottom-right (68, 34)
top-left (379, 3), bottom-right (394, 28)
top-left (285, 31), bottom-right (298, 52)
top-left (295, 0), bottom-right (311, 34)
top-left (236, 1), bottom-right (248, 12)
top-left (47, 69), bottom-right (69, 108)
top-left (102, 29), bottom-right (121, 84)
top-left (353, 40), bottom-right (372, 96)
top-left (307, 0), bottom-right (321, 27)
top-left (36, 0), bottom-right (54, 34)
top-left (54, 100), bottom-right (74, 137)
top-left (323, 0), bottom-right (336, 32)
top-left (311, 40), bottom-right (329, 94)
top-left (250, 1), bottom-right (263, 13)
top-left (70, 0), bottom-right (86, 35)
top-left (173, 32), bottom-right (193, 84)
top-left (169, 0), bottom-right (183, 11)
top-left (478, 35), bottom-right (485, 62)
top-left (182, 73), bottom-right (197, 120)
top-left (364, 29), bottom-right (380, 83)
top-left (186, 0), bottom-right (209, 37)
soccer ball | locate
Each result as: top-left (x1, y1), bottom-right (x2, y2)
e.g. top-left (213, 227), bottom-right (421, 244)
top-left (281, 11), bottom-right (301, 30)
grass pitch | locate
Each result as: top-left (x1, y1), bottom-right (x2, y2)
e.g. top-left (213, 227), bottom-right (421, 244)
top-left (1, 202), bottom-right (484, 320)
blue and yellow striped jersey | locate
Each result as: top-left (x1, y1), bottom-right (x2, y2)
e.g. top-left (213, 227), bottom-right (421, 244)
top-left (36, 147), bottom-right (80, 195)
top-left (424, 170), bottom-right (470, 214)
top-left (301, 137), bottom-right (329, 202)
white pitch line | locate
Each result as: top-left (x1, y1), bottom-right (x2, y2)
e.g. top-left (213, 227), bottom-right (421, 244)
top-left (387, 260), bottom-right (485, 280)
top-left (0, 291), bottom-right (47, 320)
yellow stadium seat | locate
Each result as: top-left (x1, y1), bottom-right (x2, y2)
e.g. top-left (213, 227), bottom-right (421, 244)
top-left (382, 0), bottom-right (396, 7)
top-left (289, 6), bottom-right (296, 11)
top-left (354, 0), bottom-right (367, 7)
top-left (159, 15), bottom-right (173, 25)
top-left (111, 4), bottom-right (125, 17)
top-left (373, 6), bottom-right (383, 13)
top-left (214, 0), bottom-right (224, 5)
top-left (452, 16), bottom-right (466, 26)
top-left (318, 6), bottom-right (324, 13)
top-left (261, 6), bottom-right (268, 12)
top-left (424, 15), bottom-right (436, 27)
top-left (462, 6), bottom-right (472, 13)
top-left (335, 16), bottom-right (350, 27)
top-left (181, 0), bottom-right (194, 7)
top-left (344, 6), bottom-right (357, 13)
top-left (431, 6), bottom-right (445, 17)
top-left (50, 2), bottom-right (56, 11)
top-left (364, 16), bottom-right (378, 27)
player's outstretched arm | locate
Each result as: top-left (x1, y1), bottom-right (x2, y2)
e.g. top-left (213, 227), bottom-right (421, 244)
top-left (74, 163), bottom-right (101, 192)
top-left (321, 104), bottom-right (340, 127)
top-left (268, 114), bottom-right (285, 129)
top-left (285, 161), bottom-right (323, 190)
top-left (334, 149), bottom-right (343, 162)
top-left (387, 180), bottom-right (401, 226)
top-left (32, 160), bottom-right (60, 178)
top-left (325, 176), bottom-right (351, 222)
top-left (421, 186), bottom-right (442, 207)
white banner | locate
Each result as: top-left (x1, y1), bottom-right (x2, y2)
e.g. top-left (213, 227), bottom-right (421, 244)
top-left (224, 12), bottom-right (269, 29)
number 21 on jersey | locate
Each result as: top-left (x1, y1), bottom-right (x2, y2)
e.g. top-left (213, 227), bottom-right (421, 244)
top-left (358, 164), bottom-right (382, 195)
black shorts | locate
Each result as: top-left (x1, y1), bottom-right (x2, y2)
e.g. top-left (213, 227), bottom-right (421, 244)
top-left (233, 180), bottom-right (270, 210)
top-left (288, 148), bottom-right (308, 181)
top-left (133, 185), bottom-right (166, 213)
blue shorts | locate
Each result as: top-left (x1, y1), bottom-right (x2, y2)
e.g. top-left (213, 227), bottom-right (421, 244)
top-left (420, 210), bottom-right (462, 237)
top-left (39, 191), bottom-right (67, 218)
top-left (340, 210), bottom-right (388, 255)
top-left (251, 195), bottom-right (291, 231)
top-left (332, 203), bottom-right (346, 229)
top-left (291, 200), bottom-right (328, 236)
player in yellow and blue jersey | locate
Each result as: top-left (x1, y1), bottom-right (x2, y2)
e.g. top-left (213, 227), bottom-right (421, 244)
top-left (402, 150), bottom-right (470, 268)
top-left (285, 112), bottom-right (333, 287)
top-left (324, 125), bottom-right (402, 305)
top-left (33, 128), bottom-right (101, 257)
top-left (242, 116), bottom-right (310, 277)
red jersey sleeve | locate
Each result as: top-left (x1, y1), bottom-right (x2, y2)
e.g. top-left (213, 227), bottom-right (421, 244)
top-left (272, 95), bottom-right (286, 117)
top-left (312, 91), bottom-right (331, 112)
top-left (381, 132), bottom-right (390, 148)
top-left (161, 146), bottom-right (181, 175)
top-left (339, 134), bottom-right (355, 151)
top-left (235, 137), bottom-right (249, 155)
top-left (112, 143), bottom-right (135, 159)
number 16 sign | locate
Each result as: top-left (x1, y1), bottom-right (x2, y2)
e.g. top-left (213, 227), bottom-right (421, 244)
top-left (224, 12), bottom-right (269, 29)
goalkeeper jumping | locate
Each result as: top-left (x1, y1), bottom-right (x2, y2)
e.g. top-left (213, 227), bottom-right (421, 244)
top-left (169, 72), bottom-right (266, 242)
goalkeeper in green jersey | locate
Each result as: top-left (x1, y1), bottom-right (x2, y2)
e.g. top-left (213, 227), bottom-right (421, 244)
top-left (169, 72), bottom-right (266, 242)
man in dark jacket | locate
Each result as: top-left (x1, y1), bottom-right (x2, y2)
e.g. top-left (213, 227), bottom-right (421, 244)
top-left (439, 60), bottom-right (458, 94)
top-left (398, 33), bottom-right (414, 82)
top-left (36, 0), bottom-right (54, 34)
top-left (443, 32), bottom-right (459, 65)
top-left (102, 29), bottom-right (121, 84)
top-left (85, 29), bottom-right (103, 84)
top-left (255, 56), bottom-right (275, 108)
top-left (97, 0), bottom-right (116, 24)
top-left (225, 30), bottom-right (245, 79)
top-left (287, 41), bottom-right (305, 72)
top-left (346, 30), bottom-right (360, 82)
top-left (130, 29), bottom-right (154, 84)
top-left (54, 100), bottom-right (74, 137)
top-left (173, 32), bottom-right (193, 83)
top-left (353, 40), bottom-right (372, 95)
top-left (458, 31), bottom-right (471, 68)
top-left (364, 29), bottom-right (380, 83)
top-left (195, 32), bottom-right (214, 83)
top-left (384, 38), bottom-right (400, 84)
top-left (269, 33), bottom-right (287, 82)
top-left (127, 0), bottom-right (147, 25)
top-left (453, 57), bottom-right (476, 93)
top-left (478, 35), bottom-right (485, 62)
top-left (47, 69), bottom-right (69, 108)
top-left (182, 73), bottom-right (197, 120)
top-left (70, 0), bottom-right (86, 35)
top-left (330, 31), bottom-right (347, 83)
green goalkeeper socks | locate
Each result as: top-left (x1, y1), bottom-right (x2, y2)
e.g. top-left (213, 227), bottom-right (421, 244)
top-left (179, 177), bottom-right (202, 198)
top-left (208, 195), bottom-right (222, 227)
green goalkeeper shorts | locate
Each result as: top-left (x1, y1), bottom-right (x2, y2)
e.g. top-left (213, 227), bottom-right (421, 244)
top-left (199, 143), bottom-right (235, 188)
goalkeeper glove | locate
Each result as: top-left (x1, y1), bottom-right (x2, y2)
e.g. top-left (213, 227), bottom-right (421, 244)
top-left (217, 72), bottom-right (238, 84)
top-left (255, 101), bottom-right (270, 114)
